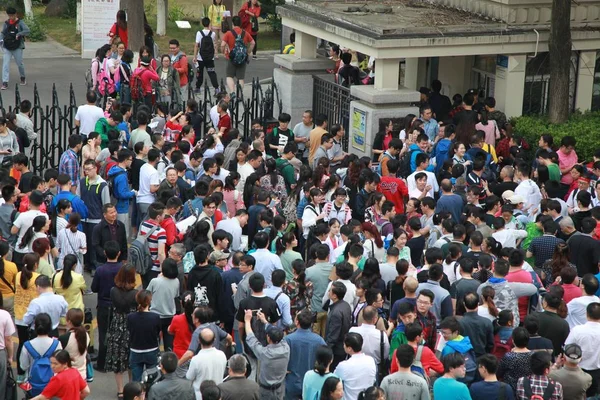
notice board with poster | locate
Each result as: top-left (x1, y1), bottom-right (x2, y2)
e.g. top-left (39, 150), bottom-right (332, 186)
top-left (81, 0), bottom-right (120, 58)
top-left (352, 107), bottom-right (367, 152)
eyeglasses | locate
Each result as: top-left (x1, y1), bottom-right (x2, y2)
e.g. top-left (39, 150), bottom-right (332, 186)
top-left (416, 300), bottom-right (431, 305)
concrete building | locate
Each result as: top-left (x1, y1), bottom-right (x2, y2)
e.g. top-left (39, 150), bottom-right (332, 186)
top-left (274, 0), bottom-right (600, 157)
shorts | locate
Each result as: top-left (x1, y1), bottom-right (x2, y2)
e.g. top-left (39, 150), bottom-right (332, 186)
top-left (226, 60), bottom-right (247, 80)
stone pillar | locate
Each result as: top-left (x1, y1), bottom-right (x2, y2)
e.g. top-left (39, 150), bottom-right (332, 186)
top-left (375, 59), bottom-right (400, 91)
top-left (273, 48), bottom-right (334, 125)
top-left (404, 58), bottom-right (419, 90)
top-left (157, 0), bottom-right (168, 36)
top-left (349, 85), bottom-right (420, 158)
top-left (575, 51), bottom-right (597, 112)
top-left (494, 54), bottom-right (526, 118)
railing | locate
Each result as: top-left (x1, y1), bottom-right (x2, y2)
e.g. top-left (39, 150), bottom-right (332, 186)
top-left (4, 77), bottom-right (281, 174)
top-left (312, 76), bottom-right (356, 152)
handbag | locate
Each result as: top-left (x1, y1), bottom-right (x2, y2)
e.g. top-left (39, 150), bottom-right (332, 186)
top-left (65, 231), bottom-right (84, 268)
top-left (86, 352), bottom-right (94, 382)
top-left (6, 366), bottom-right (18, 400)
top-left (251, 16), bottom-right (259, 32)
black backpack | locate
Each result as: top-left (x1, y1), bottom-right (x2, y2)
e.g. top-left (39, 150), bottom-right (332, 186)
top-left (522, 376), bottom-right (555, 400)
top-left (3, 21), bottom-right (20, 51)
top-left (199, 31), bottom-right (215, 61)
top-left (398, 149), bottom-right (416, 178)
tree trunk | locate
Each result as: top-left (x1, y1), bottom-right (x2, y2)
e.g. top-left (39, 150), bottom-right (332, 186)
top-left (548, 0), bottom-right (572, 123)
top-left (122, 0), bottom-right (144, 55)
top-left (157, 0), bottom-right (167, 36)
top-left (23, 0), bottom-right (32, 16)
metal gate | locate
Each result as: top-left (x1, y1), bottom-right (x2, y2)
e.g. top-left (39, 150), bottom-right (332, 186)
top-left (312, 76), bottom-right (356, 151)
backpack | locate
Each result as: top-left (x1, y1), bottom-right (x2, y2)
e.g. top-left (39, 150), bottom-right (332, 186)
top-left (129, 224), bottom-right (160, 276)
top-left (23, 339), bottom-right (59, 396)
top-left (183, 251), bottom-right (195, 273)
top-left (107, 170), bottom-right (127, 202)
top-left (410, 345), bottom-right (429, 383)
top-left (187, 61), bottom-right (195, 85)
top-left (492, 333), bottom-right (513, 360)
top-left (98, 58), bottom-right (117, 96)
top-left (230, 30), bottom-right (248, 66)
top-left (523, 376), bottom-right (556, 400)
top-left (377, 153), bottom-right (393, 176)
top-left (399, 149), bottom-right (416, 178)
top-left (281, 191), bottom-right (298, 224)
top-left (116, 61), bottom-right (130, 93)
top-left (457, 348), bottom-right (478, 384)
top-left (199, 30), bottom-right (215, 61)
top-left (86, 58), bottom-right (101, 90)
top-left (3, 21), bottom-right (20, 51)
top-left (100, 157), bottom-right (118, 180)
top-left (130, 69), bottom-right (145, 100)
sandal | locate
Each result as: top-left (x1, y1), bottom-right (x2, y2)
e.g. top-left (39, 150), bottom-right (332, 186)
top-left (117, 393), bottom-right (123, 400)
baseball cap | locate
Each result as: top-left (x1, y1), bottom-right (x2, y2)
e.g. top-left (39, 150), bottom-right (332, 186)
top-left (564, 343), bottom-right (582, 362)
top-left (509, 195), bottom-right (525, 205)
top-left (501, 190), bottom-right (515, 202)
top-left (209, 250), bottom-right (228, 263)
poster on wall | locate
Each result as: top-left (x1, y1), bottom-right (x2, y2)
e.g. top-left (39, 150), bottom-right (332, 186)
top-left (81, 0), bottom-right (120, 59)
top-left (352, 108), bottom-right (367, 152)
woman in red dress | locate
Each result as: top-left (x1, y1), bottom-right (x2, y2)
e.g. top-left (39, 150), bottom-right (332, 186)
top-left (239, 0), bottom-right (261, 59)
top-left (108, 10), bottom-right (128, 49)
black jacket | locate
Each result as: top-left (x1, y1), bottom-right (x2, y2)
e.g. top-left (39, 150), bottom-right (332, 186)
top-left (459, 311), bottom-right (494, 357)
top-left (325, 299), bottom-right (352, 356)
top-left (92, 218), bottom-right (128, 264)
top-left (187, 264), bottom-right (223, 322)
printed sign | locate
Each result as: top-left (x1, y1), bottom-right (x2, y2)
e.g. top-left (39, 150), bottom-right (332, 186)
top-left (81, 0), bottom-right (120, 58)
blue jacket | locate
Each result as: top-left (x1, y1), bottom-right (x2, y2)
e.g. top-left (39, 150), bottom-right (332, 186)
top-left (433, 138), bottom-right (452, 174)
top-left (51, 191), bottom-right (88, 221)
top-left (409, 143), bottom-right (435, 174)
top-left (108, 166), bottom-right (134, 213)
top-left (442, 335), bottom-right (474, 357)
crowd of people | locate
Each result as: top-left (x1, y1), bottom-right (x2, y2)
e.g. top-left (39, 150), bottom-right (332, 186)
top-left (2, 7), bottom-right (600, 399)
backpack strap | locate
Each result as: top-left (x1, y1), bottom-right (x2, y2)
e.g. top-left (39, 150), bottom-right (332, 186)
top-left (523, 377), bottom-right (533, 398)
top-left (542, 380), bottom-right (555, 400)
top-left (497, 382), bottom-right (506, 400)
top-left (23, 341), bottom-right (41, 359)
top-left (43, 339), bottom-right (59, 358)
top-left (274, 291), bottom-right (283, 303)
top-left (415, 345), bottom-right (424, 362)
top-left (0, 274), bottom-right (14, 293)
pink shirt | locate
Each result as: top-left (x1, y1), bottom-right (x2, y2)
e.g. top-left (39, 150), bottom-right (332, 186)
top-left (557, 149), bottom-right (578, 185)
top-left (0, 309), bottom-right (16, 350)
top-left (476, 121), bottom-right (499, 147)
top-left (506, 269), bottom-right (540, 321)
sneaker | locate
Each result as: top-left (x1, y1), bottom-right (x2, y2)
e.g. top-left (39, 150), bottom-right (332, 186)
top-left (83, 288), bottom-right (93, 295)
top-left (214, 88), bottom-right (220, 96)
top-left (1, 83), bottom-right (7, 90)
top-left (20, 77), bottom-right (26, 86)
top-left (16, 374), bottom-right (26, 384)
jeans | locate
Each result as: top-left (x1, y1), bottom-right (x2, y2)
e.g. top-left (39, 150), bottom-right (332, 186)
top-left (233, 326), bottom-right (243, 354)
top-left (180, 85), bottom-right (188, 105)
top-left (196, 59), bottom-right (219, 89)
top-left (160, 317), bottom-right (174, 352)
top-left (96, 305), bottom-right (110, 369)
top-left (117, 213), bottom-right (130, 241)
top-left (0, 349), bottom-right (7, 396)
top-left (2, 47), bottom-right (25, 83)
top-left (137, 202), bottom-right (151, 229)
top-left (129, 349), bottom-right (159, 382)
top-left (584, 368), bottom-right (600, 397)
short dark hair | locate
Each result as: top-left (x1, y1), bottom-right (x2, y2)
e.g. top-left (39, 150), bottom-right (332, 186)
top-left (249, 273), bottom-right (265, 293)
top-left (530, 351), bottom-right (552, 375)
top-left (442, 352), bottom-right (465, 373)
top-left (160, 351), bottom-right (178, 373)
top-left (344, 332), bottom-right (363, 352)
top-left (512, 326), bottom-right (530, 348)
top-left (439, 316), bottom-right (460, 333)
top-left (477, 354), bottom-right (498, 374)
top-left (396, 344), bottom-right (416, 368)
top-left (331, 281), bottom-right (347, 301)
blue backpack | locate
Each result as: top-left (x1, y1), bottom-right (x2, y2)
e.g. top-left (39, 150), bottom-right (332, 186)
top-left (230, 30), bottom-right (248, 66)
top-left (24, 339), bottom-right (59, 396)
top-left (457, 348), bottom-right (478, 385)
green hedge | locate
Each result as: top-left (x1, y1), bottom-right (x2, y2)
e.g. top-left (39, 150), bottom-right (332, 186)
top-left (511, 112), bottom-right (600, 162)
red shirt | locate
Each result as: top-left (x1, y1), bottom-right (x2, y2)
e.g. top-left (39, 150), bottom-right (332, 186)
top-left (222, 27), bottom-right (254, 59)
top-left (378, 176), bottom-right (408, 214)
top-left (109, 23), bottom-right (128, 48)
top-left (169, 313), bottom-right (193, 358)
top-left (133, 67), bottom-right (159, 95)
top-left (41, 367), bottom-right (87, 400)
top-left (218, 113), bottom-right (232, 139)
top-left (555, 283), bottom-right (582, 304)
top-left (160, 215), bottom-right (183, 248)
top-left (239, 3), bottom-right (261, 34)
top-left (390, 344), bottom-right (444, 375)
top-left (506, 269), bottom-right (541, 321)
top-left (172, 53), bottom-right (189, 87)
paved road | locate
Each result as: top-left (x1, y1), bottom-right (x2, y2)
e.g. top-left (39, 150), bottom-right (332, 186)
top-left (0, 39), bottom-right (277, 108)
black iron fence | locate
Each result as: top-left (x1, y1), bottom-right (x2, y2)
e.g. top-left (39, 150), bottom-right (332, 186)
top-left (5, 78), bottom-right (281, 174)
top-left (312, 76), bottom-right (355, 152)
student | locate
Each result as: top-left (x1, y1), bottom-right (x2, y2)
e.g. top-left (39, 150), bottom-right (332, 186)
top-left (194, 17), bottom-right (219, 96)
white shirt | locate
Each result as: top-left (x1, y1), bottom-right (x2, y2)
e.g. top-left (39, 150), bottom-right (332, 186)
top-left (349, 324), bottom-right (389, 364)
top-left (186, 347), bottom-right (227, 400)
top-left (13, 210), bottom-right (47, 254)
top-left (492, 228), bottom-right (528, 249)
top-left (334, 352), bottom-right (377, 400)
top-left (75, 104), bottom-right (104, 136)
top-left (253, 248), bottom-right (284, 288)
top-left (138, 163), bottom-right (160, 204)
top-left (514, 179), bottom-right (542, 215)
top-left (237, 163), bottom-right (255, 192)
top-left (407, 170), bottom-right (438, 198)
top-left (566, 187), bottom-right (594, 209)
top-left (566, 295), bottom-right (600, 329)
top-left (323, 279), bottom-right (357, 309)
top-left (565, 321), bottom-right (600, 370)
top-left (379, 262), bottom-right (398, 285)
top-left (195, 29), bottom-right (216, 61)
top-left (408, 187), bottom-right (433, 200)
top-left (216, 217), bottom-right (243, 252)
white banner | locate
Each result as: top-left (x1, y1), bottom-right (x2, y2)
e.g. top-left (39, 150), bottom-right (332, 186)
top-left (81, 0), bottom-right (120, 59)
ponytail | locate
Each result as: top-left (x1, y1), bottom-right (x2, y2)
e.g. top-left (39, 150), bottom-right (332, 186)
top-left (181, 291), bottom-right (195, 333)
top-left (276, 232), bottom-right (295, 256)
top-left (19, 215), bottom-right (46, 250)
top-left (66, 309), bottom-right (87, 355)
top-left (20, 253), bottom-right (39, 289)
top-left (481, 286), bottom-right (499, 318)
top-left (0, 241), bottom-right (8, 278)
top-left (19, 225), bottom-right (35, 250)
top-left (61, 254), bottom-right (78, 289)
top-left (67, 213), bottom-right (81, 233)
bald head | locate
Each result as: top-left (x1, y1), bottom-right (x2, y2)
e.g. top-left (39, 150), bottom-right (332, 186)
top-left (441, 179), bottom-right (453, 193)
top-left (403, 276), bottom-right (419, 294)
top-left (363, 306), bottom-right (377, 324)
top-left (199, 328), bottom-right (215, 348)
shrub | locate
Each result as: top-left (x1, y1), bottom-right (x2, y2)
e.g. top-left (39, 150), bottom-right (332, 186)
top-left (168, 4), bottom-right (189, 22)
top-left (512, 111), bottom-right (600, 162)
top-left (23, 14), bottom-right (46, 42)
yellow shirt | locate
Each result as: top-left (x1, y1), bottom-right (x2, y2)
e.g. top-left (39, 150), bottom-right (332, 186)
top-left (52, 271), bottom-right (87, 316)
top-left (208, 4), bottom-right (226, 27)
top-left (0, 260), bottom-right (18, 298)
top-left (14, 272), bottom-right (40, 321)
top-left (283, 44), bottom-right (295, 55)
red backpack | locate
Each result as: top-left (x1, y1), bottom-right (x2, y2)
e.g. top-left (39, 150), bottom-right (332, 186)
top-left (492, 333), bottom-right (513, 360)
top-left (130, 68), bottom-right (146, 100)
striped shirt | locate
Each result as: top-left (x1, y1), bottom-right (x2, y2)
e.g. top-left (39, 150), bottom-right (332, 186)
top-left (139, 220), bottom-right (166, 272)
top-left (58, 149), bottom-right (80, 187)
